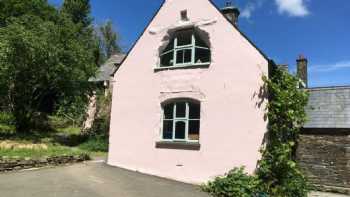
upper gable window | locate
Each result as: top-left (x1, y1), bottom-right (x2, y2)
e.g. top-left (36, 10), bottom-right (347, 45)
top-left (159, 29), bottom-right (211, 68)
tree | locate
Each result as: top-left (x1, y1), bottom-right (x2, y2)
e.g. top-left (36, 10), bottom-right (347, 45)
top-left (61, 0), bottom-right (92, 28)
top-left (61, 0), bottom-right (102, 66)
top-left (0, 0), bottom-right (57, 27)
top-left (0, 0), bottom-right (97, 133)
top-left (98, 20), bottom-right (121, 59)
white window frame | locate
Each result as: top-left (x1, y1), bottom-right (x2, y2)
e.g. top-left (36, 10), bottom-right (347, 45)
top-left (161, 101), bottom-right (200, 143)
top-left (159, 29), bottom-right (211, 68)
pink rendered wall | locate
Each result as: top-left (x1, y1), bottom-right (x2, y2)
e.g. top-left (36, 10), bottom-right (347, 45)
top-left (108, 0), bottom-right (269, 184)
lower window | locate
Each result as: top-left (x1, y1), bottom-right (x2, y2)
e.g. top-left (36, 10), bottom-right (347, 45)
top-left (162, 100), bottom-right (200, 142)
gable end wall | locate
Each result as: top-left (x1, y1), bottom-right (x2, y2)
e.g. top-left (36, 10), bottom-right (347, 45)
top-left (108, 0), bottom-right (269, 184)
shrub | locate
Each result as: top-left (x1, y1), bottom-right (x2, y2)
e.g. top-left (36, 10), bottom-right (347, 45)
top-left (54, 133), bottom-right (88, 147)
top-left (0, 112), bottom-right (14, 125)
top-left (78, 135), bottom-right (108, 152)
top-left (202, 167), bottom-right (265, 197)
top-left (0, 112), bottom-right (15, 135)
top-left (88, 117), bottom-right (110, 136)
top-left (49, 116), bottom-right (75, 129)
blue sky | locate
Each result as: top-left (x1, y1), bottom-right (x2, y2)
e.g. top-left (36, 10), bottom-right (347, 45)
top-left (49, 0), bottom-right (349, 87)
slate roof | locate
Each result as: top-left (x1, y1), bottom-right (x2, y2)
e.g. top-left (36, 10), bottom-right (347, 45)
top-left (304, 86), bottom-right (350, 128)
top-left (89, 53), bottom-right (126, 82)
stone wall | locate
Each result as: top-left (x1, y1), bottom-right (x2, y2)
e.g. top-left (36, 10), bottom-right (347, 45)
top-left (0, 154), bottom-right (89, 172)
top-left (296, 131), bottom-right (350, 194)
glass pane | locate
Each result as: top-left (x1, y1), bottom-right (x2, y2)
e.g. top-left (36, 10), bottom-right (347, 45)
top-left (163, 103), bottom-right (174, 119)
top-left (195, 48), bottom-right (210, 64)
top-left (189, 120), bottom-right (200, 141)
top-left (163, 120), bottom-right (173, 139)
top-left (184, 49), bottom-right (192, 63)
top-left (195, 34), bottom-right (208, 48)
top-left (176, 50), bottom-right (184, 64)
top-left (160, 51), bottom-right (174, 67)
top-left (164, 39), bottom-right (174, 51)
top-left (176, 102), bottom-right (186, 118)
top-left (175, 121), bottom-right (186, 140)
top-left (176, 30), bottom-right (192, 46)
top-left (189, 102), bottom-right (200, 119)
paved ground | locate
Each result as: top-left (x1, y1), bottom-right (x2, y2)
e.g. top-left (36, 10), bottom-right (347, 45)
top-left (310, 191), bottom-right (349, 197)
top-left (0, 162), bottom-right (347, 197)
top-left (0, 162), bottom-right (209, 197)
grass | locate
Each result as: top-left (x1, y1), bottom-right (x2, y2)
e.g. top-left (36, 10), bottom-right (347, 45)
top-left (0, 123), bottom-right (15, 135)
top-left (89, 151), bottom-right (107, 158)
top-left (56, 127), bottom-right (81, 135)
top-left (0, 144), bottom-right (88, 159)
top-left (0, 115), bottom-right (108, 160)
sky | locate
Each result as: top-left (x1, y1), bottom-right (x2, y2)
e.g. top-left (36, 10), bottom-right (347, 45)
top-left (49, 0), bottom-right (350, 88)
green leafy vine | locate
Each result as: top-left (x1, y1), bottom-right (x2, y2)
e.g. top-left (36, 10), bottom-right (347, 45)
top-left (203, 67), bottom-right (310, 197)
top-left (257, 67), bottom-right (309, 196)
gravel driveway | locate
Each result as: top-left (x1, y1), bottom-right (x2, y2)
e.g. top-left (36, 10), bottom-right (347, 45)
top-left (0, 161), bottom-right (347, 197)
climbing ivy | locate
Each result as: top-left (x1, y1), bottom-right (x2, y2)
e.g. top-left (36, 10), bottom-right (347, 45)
top-left (204, 67), bottom-right (310, 197)
top-left (257, 67), bottom-right (310, 197)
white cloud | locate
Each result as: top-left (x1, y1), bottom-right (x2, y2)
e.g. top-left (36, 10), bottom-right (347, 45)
top-left (275, 0), bottom-right (310, 17)
top-left (240, 0), bottom-right (265, 19)
top-left (310, 61), bottom-right (350, 72)
top-left (241, 4), bottom-right (255, 19)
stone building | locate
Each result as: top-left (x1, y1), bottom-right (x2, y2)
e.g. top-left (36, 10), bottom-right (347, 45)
top-left (84, 54), bottom-right (126, 130)
top-left (294, 56), bottom-right (350, 194)
top-left (89, 53), bottom-right (126, 94)
top-left (297, 88), bottom-right (350, 193)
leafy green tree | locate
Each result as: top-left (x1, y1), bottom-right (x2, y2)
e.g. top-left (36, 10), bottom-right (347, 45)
top-left (61, 0), bottom-right (92, 27)
top-left (61, 0), bottom-right (102, 66)
top-left (0, 0), bottom-right (57, 27)
top-left (98, 20), bottom-right (121, 59)
top-left (0, 0), bottom-right (97, 133)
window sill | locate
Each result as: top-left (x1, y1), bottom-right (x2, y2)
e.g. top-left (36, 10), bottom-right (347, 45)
top-left (155, 141), bottom-right (200, 150)
top-left (154, 63), bottom-right (210, 72)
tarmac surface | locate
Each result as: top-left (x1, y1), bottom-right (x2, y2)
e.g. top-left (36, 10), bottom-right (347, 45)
top-left (0, 161), bottom-right (209, 197)
top-left (0, 161), bottom-right (347, 197)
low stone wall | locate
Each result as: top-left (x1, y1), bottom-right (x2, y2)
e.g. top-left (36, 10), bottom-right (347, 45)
top-left (296, 131), bottom-right (350, 194)
top-left (0, 154), bottom-right (90, 172)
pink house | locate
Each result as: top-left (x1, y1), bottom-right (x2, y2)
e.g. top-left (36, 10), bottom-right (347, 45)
top-left (108, 0), bottom-right (270, 184)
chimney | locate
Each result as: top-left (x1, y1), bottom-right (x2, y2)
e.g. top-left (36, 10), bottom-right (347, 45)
top-left (221, 1), bottom-right (240, 26)
top-left (296, 54), bottom-right (308, 88)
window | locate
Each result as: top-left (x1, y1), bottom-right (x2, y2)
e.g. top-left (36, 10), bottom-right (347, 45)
top-left (162, 100), bottom-right (200, 142)
top-left (159, 29), bottom-right (211, 68)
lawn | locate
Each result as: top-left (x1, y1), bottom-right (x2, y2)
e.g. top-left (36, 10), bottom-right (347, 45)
top-left (0, 115), bottom-right (108, 160)
top-left (0, 141), bottom-right (87, 159)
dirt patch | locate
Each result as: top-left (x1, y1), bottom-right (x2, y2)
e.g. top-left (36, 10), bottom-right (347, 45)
top-left (0, 140), bottom-right (48, 150)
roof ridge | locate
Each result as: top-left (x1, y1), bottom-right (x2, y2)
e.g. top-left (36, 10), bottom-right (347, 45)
top-left (308, 85), bottom-right (350, 91)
